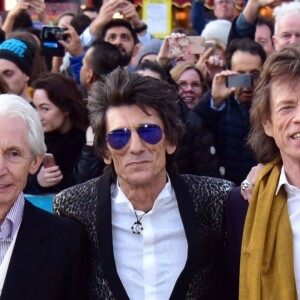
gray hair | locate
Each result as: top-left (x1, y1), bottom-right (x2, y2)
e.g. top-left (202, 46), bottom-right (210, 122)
top-left (0, 94), bottom-right (46, 156)
top-left (273, 1), bottom-right (300, 35)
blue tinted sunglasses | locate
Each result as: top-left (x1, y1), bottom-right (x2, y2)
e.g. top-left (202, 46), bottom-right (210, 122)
top-left (107, 124), bottom-right (163, 150)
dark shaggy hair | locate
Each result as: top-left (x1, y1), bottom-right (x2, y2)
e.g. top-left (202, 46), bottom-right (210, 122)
top-left (88, 67), bottom-right (184, 173)
top-left (32, 72), bottom-right (89, 131)
top-left (226, 37), bottom-right (267, 69)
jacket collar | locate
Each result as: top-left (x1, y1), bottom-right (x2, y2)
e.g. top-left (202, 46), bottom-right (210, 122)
top-left (96, 172), bottom-right (202, 299)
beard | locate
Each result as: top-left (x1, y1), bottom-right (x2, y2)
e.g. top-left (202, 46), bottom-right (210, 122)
top-left (117, 46), bottom-right (134, 66)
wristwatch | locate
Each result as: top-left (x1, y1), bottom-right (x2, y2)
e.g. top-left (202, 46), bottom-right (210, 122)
top-left (134, 23), bottom-right (148, 33)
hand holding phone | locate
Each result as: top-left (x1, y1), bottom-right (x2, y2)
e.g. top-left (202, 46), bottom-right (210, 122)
top-left (169, 36), bottom-right (205, 56)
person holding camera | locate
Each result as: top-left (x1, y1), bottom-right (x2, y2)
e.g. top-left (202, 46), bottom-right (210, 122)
top-left (194, 38), bottom-right (266, 185)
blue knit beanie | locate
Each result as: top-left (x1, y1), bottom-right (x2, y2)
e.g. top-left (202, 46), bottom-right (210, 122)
top-left (0, 38), bottom-right (36, 77)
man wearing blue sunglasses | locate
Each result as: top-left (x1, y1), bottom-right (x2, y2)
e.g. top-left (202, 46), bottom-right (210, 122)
top-left (54, 67), bottom-right (234, 299)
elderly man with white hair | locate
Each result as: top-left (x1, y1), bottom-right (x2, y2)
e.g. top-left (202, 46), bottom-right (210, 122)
top-left (0, 94), bottom-right (88, 299)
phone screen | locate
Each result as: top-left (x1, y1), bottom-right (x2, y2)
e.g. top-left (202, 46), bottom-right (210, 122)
top-left (188, 36), bottom-right (205, 54)
top-left (43, 154), bottom-right (56, 168)
top-left (41, 26), bottom-right (66, 57)
top-left (226, 74), bottom-right (253, 88)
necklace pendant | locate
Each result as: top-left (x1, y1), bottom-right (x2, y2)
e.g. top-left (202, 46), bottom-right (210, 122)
top-left (131, 220), bottom-right (143, 234)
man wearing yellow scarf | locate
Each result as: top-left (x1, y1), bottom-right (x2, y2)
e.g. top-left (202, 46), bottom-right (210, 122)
top-left (226, 45), bottom-right (300, 300)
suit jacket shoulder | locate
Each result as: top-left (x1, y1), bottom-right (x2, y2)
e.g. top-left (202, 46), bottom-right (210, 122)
top-left (1, 201), bottom-right (89, 300)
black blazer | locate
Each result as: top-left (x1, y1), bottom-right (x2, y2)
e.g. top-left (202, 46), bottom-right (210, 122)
top-left (1, 201), bottom-right (89, 300)
top-left (223, 187), bottom-right (249, 300)
top-left (54, 171), bottom-right (234, 299)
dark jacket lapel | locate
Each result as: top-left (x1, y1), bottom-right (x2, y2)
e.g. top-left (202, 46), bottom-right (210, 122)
top-left (169, 174), bottom-right (202, 299)
top-left (95, 172), bottom-right (201, 299)
top-left (96, 172), bottom-right (130, 299)
top-left (1, 201), bottom-right (50, 299)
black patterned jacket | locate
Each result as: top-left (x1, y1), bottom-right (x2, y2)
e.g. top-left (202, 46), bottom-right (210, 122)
top-left (53, 172), bottom-right (234, 300)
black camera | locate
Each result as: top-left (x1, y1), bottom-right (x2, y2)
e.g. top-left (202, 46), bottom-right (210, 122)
top-left (41, 26), bottom-right (68, 57)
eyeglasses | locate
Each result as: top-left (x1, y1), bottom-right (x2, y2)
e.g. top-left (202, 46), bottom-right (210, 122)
top-left (178, 81), bottom-right (202, 90)
top-left (107, 124), bottom-right (163, 150)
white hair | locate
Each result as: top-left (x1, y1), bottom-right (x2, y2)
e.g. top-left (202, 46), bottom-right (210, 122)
top-left (273, 1), bottom-right (300, 35)
top-left (0, 94), bottom-right (46, 156)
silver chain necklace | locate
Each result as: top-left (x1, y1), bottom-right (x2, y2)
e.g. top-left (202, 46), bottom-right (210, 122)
top-left (131, 211), bottom-right (146, 234)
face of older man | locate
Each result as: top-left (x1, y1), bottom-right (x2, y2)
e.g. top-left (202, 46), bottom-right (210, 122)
top-left (104, 105), bottom-right (176, 189)
top-left (263, 81), bottom-right (300, 169)
top-left (273, 13), bottom-right (300, 50)
top-left (0, 116), bottom-right (42, 215)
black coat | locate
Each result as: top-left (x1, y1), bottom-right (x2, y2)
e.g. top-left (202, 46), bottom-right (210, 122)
top-left (194, 92), bottom-right (257, 185)
top-left (223, 187), bottom-right (248, 300)
top-left (1, 200), bottom-right (89, 300)
top-left (175, 99), bottom-right (221, 177)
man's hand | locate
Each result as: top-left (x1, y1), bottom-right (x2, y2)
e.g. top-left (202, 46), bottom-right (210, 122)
top-left (241, 163), bottom-right (265, 202)
top-left (58, 23), bottom-right (83, 57)
top-left (89, 0), bottom-right (119, 36)
top-left (117, 0), bottom-right (143, 28)
top-left (30, 0), bottom-right (50, 24)
top-left (211, 70), bottom-right (236, 107)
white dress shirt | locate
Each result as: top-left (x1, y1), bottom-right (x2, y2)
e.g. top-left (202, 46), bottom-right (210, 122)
top-left (276, 167), bottom-right (300, 299)
top-left (111, 177), bottom-right (188, 300)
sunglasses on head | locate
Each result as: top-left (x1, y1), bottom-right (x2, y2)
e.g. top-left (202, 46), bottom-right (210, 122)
top-left (107, 124), bottom-right (163, 150)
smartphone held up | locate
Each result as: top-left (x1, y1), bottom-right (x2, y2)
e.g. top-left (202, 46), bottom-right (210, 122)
top-left (226, 74), bottom-right (253, 89)
top-left (41, 26), bottom-right (68, 57)
top-left (169, 36), bottom-right (205, 57)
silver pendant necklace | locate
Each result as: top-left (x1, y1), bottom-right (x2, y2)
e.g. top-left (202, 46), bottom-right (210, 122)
top-left (131, 211), bottom-right (146, 234)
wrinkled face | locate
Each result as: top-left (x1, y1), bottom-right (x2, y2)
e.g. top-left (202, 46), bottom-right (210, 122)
top-left (273, 13), bottom-right (300, 50)
top-left (255, 24), bottom-right (274, 56)
top-left (0, 117), bottom-right (42, 211)
top-left (33, 89), bottom-right (70, 133)
top-left (263, 82), bottom-right (300, 170)
top-left (177, 69), bottom-right (203, 109)
top-left (104, 26), bottom-right (136, 65)
top-left (231, 50), bottom-right (262, 104)
top-left (0, 59), bottom-right (29, 97)
top-left (104, 105), bottom-right (176, 188)
top-left (214, 0), bottom-right (235, 21)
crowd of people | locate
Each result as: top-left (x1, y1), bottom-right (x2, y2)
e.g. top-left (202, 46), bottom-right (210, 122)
top-left (0, 0), bottom-right (300, 298)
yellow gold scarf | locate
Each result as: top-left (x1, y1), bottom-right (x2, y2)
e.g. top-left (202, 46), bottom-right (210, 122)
top-left (239, 158), bottom-right (297, 300)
